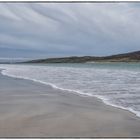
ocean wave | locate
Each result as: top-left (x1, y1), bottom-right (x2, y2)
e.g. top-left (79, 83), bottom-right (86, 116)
top-left (0, 64), bottom-right (140, 118)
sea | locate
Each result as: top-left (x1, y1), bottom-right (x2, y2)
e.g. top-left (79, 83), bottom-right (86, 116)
top-left (0, 62), bottom-right (140, 117)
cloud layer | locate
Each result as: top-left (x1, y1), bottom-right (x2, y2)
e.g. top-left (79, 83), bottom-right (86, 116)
top-left (0, 3), bottom-right (140, 58)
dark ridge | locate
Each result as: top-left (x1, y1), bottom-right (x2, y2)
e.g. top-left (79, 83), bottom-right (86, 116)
top-left (23, 50), bottom-right (140, 63)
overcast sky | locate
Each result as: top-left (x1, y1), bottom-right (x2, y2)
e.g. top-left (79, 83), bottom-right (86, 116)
top-left (0, 3), bottom-right (140, 58)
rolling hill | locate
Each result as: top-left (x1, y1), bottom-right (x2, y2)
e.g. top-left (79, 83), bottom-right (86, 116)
top-left (24, 50), bottom-right (140, 63)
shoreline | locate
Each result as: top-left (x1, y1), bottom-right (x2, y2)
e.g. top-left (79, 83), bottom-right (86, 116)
top-left (1, 68), bottom-right (140, 119)
top-left (0, 71), bottom-right (140, 137)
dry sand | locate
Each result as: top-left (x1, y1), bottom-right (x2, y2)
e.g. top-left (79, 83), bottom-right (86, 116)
top-left (0, 72), bottom-right (140, 137)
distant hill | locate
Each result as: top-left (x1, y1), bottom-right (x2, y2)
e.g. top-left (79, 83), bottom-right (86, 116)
top-left (24, 51), bottom-right (140, 63)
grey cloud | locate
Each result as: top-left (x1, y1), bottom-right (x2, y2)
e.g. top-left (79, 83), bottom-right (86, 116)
top-left (0, 3), bottom-right (140, 58)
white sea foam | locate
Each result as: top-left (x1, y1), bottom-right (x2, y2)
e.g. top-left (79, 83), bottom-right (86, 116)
top-left (0, 64), bottom-right (140, 117)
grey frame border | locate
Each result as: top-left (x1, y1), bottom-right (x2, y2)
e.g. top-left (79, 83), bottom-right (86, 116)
top-left (0, 0), bottom-right (140, 139)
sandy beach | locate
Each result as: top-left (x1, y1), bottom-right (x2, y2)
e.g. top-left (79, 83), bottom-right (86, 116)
top-left (0, 70), bottom-right (140, 138)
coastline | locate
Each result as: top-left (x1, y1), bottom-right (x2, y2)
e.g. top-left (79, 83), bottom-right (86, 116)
top-left (1, 65), bottom-right (140, 118)
top-left (0, 71), bottom-right (140, 137)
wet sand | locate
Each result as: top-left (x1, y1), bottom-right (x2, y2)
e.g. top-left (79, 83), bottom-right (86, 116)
top-left (0, 72), bottom-right (140, 137)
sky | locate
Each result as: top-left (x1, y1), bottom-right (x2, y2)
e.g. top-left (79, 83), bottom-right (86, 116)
top-left (0, 3), bottom-right (140, 58)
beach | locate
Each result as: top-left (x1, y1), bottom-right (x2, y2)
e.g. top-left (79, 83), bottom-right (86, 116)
top-left (0, 69), bottom-right (140, 138)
